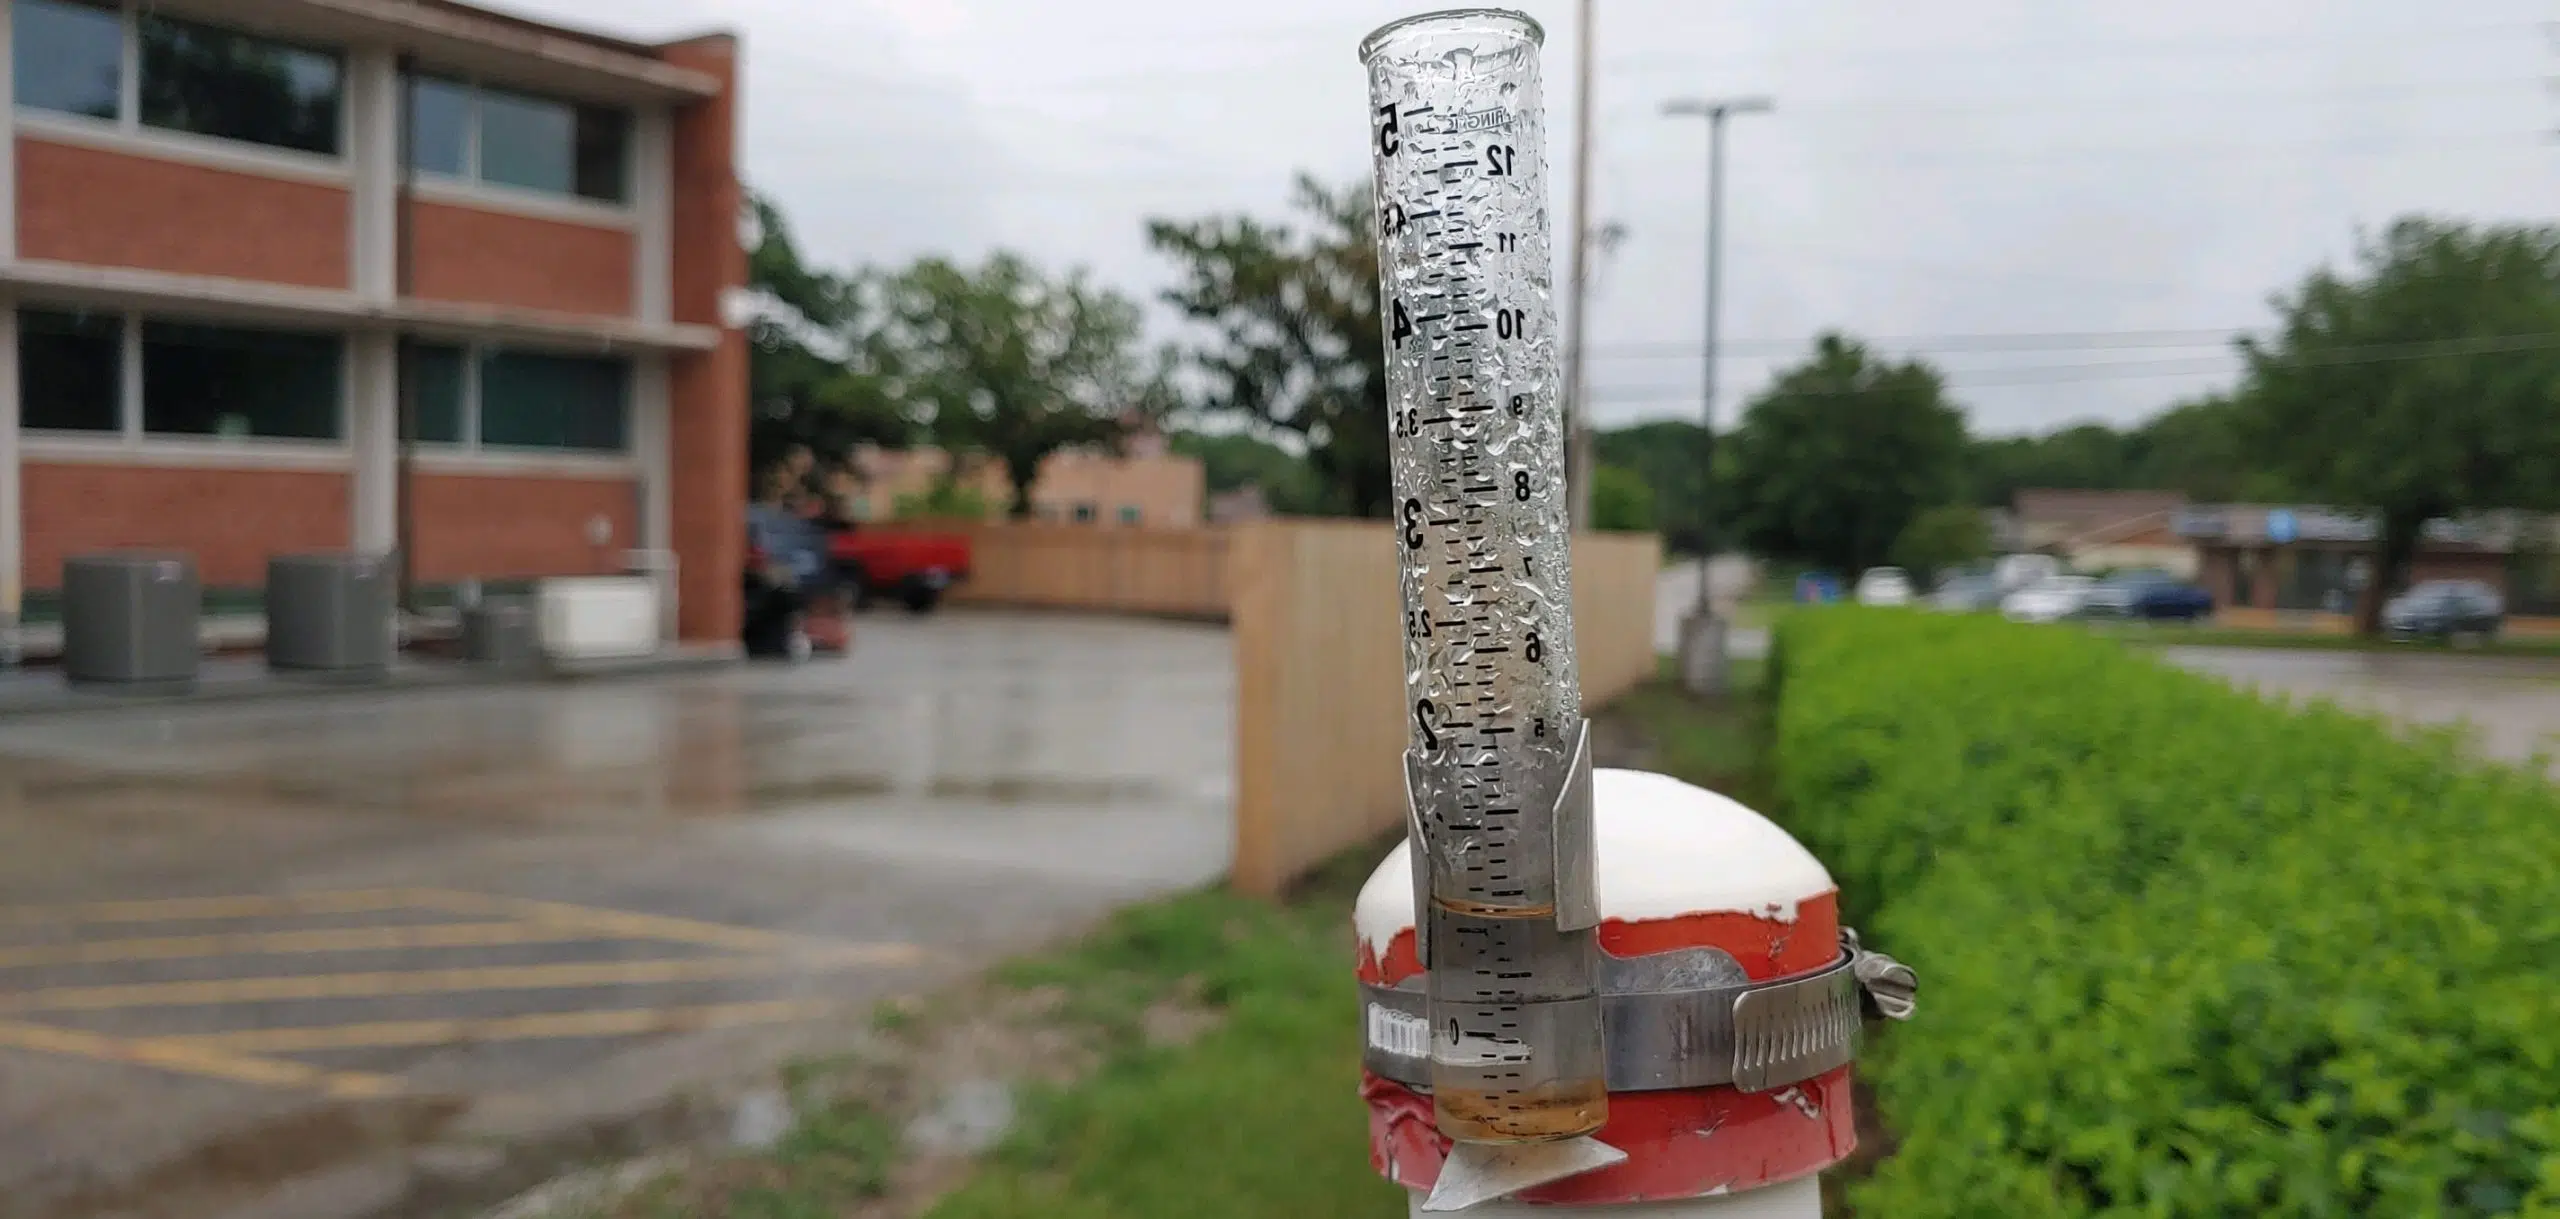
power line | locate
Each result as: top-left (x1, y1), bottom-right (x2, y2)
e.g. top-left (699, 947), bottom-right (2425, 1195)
top-left (1601, 20), bottom-right (2540, 75)
top-left (1585, 331), bottom-right (2560, 401)
top-left (1588, 328), bottom-right (2258, 360)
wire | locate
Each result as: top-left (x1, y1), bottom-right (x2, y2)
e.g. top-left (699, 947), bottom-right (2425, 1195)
top-left (1588, 328), bottom-right (2260, 360)
top-left (1601, 19), bottom-right (2541, 75)
top-left (1584, 331), bottom-right (2560, 401)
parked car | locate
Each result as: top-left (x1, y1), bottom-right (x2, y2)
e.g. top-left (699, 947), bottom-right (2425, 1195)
top-left (2082, 570), bottom-right (2214, 621)
top-left (2002, 575), bottom-right (2097, 624)
top-left (1994, 553), bottom-right (2063, 593)
top-left (1794, 570), bottom-right (1843, 604)
top-left (1929, 573), bottom-right (2004, 613)
top-left (2127, 578), bottom-right (2214, 622)
top-left (2383, 580), bottom-right (2504, 643)
top-left (1855, 567), bottom-right (1914, 607)
top-left (828, 522), bottom-right (973, 614)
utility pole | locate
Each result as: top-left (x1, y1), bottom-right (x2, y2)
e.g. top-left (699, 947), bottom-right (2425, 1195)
top-left (1563, 0), bottom-right (1597, 530)
top-left (1661, 95), bottom-right (1771, 697)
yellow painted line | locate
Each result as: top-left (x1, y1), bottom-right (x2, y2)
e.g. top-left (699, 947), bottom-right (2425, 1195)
top-left (0, 945), bottom-right (924, 1013)
top-left (400, 889), bottom-right (838, 955)
top-left (0, 889), bottom-right (428, 928)
top-left (0, 1018), bottom-right (397, 1097)
top-left (0, 921), bottom-right (630, 969)
top-left (160, 998), bottom-right (848, 1054)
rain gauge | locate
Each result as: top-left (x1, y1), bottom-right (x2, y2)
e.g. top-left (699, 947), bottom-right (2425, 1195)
top-left (1361, 9), bottom-right (1622, 1202)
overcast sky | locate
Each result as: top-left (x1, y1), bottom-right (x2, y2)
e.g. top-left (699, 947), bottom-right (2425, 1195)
top-left (502, 0), bottom-right (2557, 436)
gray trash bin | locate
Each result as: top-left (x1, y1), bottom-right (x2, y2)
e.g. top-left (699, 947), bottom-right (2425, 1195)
top-left (266, 553), bottom-right (394, 676)
top-left (464, 594), bottom-right (539, 670)
top-left (62, 552), bottom-right (200, 689)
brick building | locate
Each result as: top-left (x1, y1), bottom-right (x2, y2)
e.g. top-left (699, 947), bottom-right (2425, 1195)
top-left (2176, 505), bottom-right (2520, 613)
top-left (0, 0), bottom-right (747, 643)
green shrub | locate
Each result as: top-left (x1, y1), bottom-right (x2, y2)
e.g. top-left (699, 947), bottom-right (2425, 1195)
top-left (1772, 611), bottom-right (2560, 1217)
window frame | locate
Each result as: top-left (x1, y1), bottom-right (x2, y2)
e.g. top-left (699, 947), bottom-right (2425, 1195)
top-left (400, 71), bottom-right (634, 218)
top-left (17, 307), bottom-right (351, 464)
top-left (401, 338), bottom-right (634, 461)
top-left (10, 0), bottom-right (351, 174)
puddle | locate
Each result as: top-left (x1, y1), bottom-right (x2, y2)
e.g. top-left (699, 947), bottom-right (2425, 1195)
top-left (922, 777), bottom-right (1161, 805)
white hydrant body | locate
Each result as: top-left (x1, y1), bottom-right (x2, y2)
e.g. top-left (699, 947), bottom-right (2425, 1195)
top-left (1357, 769), bottom-right (1851, 1217)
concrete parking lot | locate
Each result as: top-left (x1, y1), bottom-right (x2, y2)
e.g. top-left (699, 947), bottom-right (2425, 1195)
top-left (2167, 645), bottom-right (2560, 775)
top-left (0, 611), bottom-right (1232, 1219)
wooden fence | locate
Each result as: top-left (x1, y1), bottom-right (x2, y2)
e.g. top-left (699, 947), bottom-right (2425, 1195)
top-left (931, 522), bottom-right (1231, 618)
top-left (1229, 521), bottom-right (1663, 896)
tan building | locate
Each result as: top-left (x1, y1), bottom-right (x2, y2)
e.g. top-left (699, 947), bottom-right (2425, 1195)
top-left (842, 429), bottom-right (1204, 527)
top-left (2013, 489), bottom-right (2197, 577)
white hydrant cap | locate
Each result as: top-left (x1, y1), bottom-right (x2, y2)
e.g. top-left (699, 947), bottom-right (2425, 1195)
top-left (1357, 768), bottom-right (1837, 961)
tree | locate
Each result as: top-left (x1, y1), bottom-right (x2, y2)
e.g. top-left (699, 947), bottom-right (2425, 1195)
top-left (1149, 176), bottom-right (1391, 517)
top-left (877, 254), bottom-right (1168, 518)
top-left (1724, 334), bottom-right (1969, 573)
top-left (1891, 505), bottom-right (1992, 581)
top-left (1596, 420), bottom-right (1713, 553)
top-left (2236, 216), bottom-right (2560, 633)
top-left (1589, 466), bottom-right (1658, 533)
top-left (744, 194), bottom-right (908, 480)
top-left (1169, 431), bottom-right (1334, 516)
top-left (1963, 424), bottom-right (2136, 506)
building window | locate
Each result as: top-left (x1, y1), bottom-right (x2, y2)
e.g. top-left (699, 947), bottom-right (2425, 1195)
top-left (19, 309), bottom-right (122, 432)
top-left (141, 321), bottom-right (342, 439)
top-left (137, 13), bottom-right (343, 155)
top-left (14, 3), bottom-right (344, 157)
top-left (13, 0), bottom-right (122, 120)
top-left (478, 349), bottom-right (628, 452)
top-left (406, 76), bottom-right (473, 177)
top-left (402, 340), bottom-right (467, 444)
top-left (406, 76), bottom-right (630, 204)
top-left (1073, 502), bottom-right (1097, 524)
top-left (1119, 505), bottom-right (1142, 525)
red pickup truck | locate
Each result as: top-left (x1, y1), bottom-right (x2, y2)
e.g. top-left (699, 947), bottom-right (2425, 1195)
top-left (827, 523), bottom-right (972, 613)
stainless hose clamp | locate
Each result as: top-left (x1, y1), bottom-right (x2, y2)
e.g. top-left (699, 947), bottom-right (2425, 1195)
top-left (1362, 929), bottom-right (1917, 1094)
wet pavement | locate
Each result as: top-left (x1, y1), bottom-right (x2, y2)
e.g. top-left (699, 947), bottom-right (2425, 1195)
top-left (1653, 559), bottom-right (1767, 659)
top-left (0, 611), bottom-right (1233, 1219)
top-left (2166, 645), bottom-right (2560, 775)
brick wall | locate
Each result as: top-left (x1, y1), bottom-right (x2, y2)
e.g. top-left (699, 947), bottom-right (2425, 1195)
top-left (663, 35), bottom-right (747, 644)
top-left (18, 139), bottom-right (352, 289)
top-left (408, 200), bottom-right (635, 317)
top-left (407, 471), bottom-right (637, 583)
top-left (22, 464), bottom-right (351, 589)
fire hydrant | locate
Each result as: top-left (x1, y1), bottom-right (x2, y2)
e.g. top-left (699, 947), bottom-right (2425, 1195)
top-left (1355, 768), bottom-right (1917, 1216)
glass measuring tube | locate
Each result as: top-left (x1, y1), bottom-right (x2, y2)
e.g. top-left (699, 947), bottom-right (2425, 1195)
top-left (1361, 10), bottom-right (1606, 1144)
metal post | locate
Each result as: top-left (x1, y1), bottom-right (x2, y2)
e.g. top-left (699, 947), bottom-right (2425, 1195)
top-left (1662, 96), bottom-right (1770, 697)
top-left (1563, 0), bottom-right (1597, 531)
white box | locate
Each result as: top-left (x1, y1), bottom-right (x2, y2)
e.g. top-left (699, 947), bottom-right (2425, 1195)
top-left (536, 576), bottom-right (661, 661)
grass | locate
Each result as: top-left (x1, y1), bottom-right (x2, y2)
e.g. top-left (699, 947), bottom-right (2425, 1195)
top-left (1618, 658), bottom-right (1773, 799)
top-left (923, 850), bottom-right (1402, 1219)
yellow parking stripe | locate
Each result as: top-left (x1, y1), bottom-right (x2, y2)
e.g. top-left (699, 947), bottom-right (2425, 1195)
top-left (0, 1018), bottom-right (396, 1097)
top-left (160, 998), bottom-right (848, 1054)
top-left (0, 945), bottom-right (924, 1013)
top-left (0, 921), bottom-right (627, 969)
top-left (0, 889), bottom-right (426, 928)
top-left (400, 890), bottom-right (842, 955)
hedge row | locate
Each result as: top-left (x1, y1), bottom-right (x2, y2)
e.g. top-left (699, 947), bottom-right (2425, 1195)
top-left (1770, 611), bottom-right (2560, 1217)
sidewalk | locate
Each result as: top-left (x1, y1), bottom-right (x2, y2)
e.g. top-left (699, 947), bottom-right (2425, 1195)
top-left (0, 645), bottom-right (740, 721)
